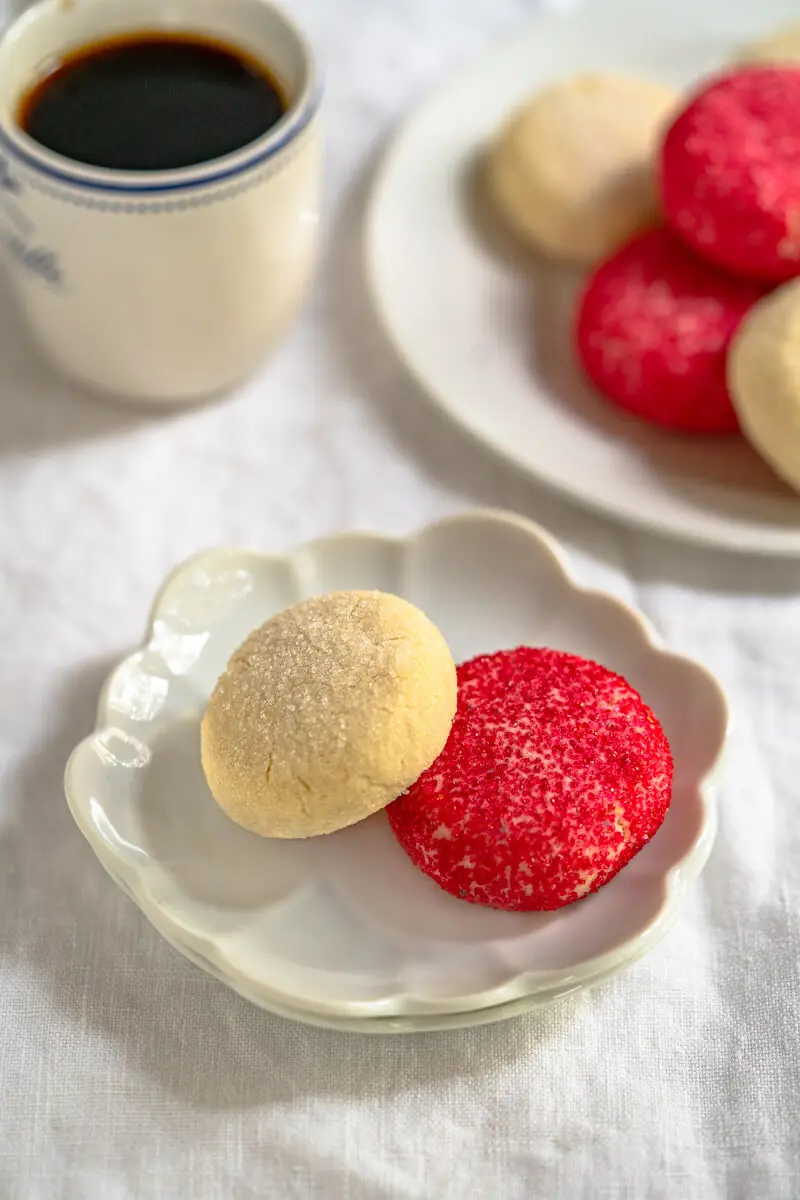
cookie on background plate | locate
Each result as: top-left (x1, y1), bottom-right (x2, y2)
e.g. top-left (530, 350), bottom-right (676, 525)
top-left (660, 67), bottom-right (800, 283)
top-left (486, 74), bottom-right (678, 265)
top-left (728, 279), bottom-right (800, 494)
top-left (735, 22), bottom-right (800, 66)
top-left (575, 227), bottom-right (766, 434)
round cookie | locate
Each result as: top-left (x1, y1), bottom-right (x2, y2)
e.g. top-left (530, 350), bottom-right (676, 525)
top-left (575, 227), bottom-right (766, 434)
top-left (736, 23), bottom-right (800, 66)
top-left (660, 67), bottom-right (800, 282)
top-left (728, 279), bottom-right (800, 493)
top-left (201, 591), bottom-right (457, 838)
top-left (486, 73), bottom-right (677, 265)
top-left (388, 648), bottom-right (673, 912)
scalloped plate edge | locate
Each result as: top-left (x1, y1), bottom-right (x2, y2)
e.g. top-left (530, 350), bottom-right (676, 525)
top-left (64, 508), bottom-right (729, 1030)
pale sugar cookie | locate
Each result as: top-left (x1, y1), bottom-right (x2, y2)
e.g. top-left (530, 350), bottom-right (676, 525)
top-left (486, 73), bottom-right (678, 265)
top-left (201, 591), bottom-right (457, 838)
top-left (736, 23), bottom-right (800, 66)
top-left (728, 280), bottom-right (800, 493)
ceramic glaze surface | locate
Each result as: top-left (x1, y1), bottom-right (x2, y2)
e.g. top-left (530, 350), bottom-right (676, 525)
top-left (65, 512), bottom-right (728, 1031)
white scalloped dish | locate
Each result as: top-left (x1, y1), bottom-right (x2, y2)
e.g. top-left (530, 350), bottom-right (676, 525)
top-left (65, 511), bottom-right (728, 1032)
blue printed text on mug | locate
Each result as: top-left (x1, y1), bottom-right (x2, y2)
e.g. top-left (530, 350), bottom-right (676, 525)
top-left (0, 228), bottom-right (62, 285)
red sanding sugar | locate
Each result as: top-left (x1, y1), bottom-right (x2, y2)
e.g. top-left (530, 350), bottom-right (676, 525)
top-left (388, 647), bottom-right (672, 912)
top-left (575, 227), bottom-right (766, 434)
top-left (660, 67), bottom-right (800, 283)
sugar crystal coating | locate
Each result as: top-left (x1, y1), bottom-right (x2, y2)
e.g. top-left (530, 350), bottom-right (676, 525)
top-left (575, 227), bottom-right (767, 433)
top-left (388, 647), bottom-right (673, 912)
top-left (660, 66), bottom-right (800, 282)
top-left (201, 591), bottom-right (457, 838)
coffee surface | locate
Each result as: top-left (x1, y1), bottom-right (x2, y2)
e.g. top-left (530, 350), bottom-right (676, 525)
top-left (19, 33), bottom-right (287, 171)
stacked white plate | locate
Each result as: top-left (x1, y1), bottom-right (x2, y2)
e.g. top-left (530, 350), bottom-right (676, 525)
top-left (65, 511), bottom-right (728, 1032)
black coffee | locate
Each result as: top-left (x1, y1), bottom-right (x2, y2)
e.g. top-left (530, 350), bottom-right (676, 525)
top-left (19, 33), bottom-right (287, 171)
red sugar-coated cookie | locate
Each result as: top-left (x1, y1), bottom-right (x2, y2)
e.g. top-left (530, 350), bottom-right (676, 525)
top-left (575, 227), bottom-right (766, 434)
top-left (388, 648), bottom-right (672, 913)
top-left (660, 67), bottom-right (800, 283)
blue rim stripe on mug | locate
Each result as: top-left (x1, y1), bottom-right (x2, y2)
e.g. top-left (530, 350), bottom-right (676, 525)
top-left (0, 83), bottom-right (321, 194)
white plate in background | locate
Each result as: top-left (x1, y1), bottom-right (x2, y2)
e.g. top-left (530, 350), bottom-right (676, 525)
top-left (366, 0), bottom-right (800, 554)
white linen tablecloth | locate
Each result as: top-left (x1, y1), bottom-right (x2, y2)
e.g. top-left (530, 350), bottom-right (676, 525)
top-left (1, 1), bottom-right (799, 1196)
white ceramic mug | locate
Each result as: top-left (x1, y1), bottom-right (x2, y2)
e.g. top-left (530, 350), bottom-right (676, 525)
top-left (0, 0), bottom-right (321, 405)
